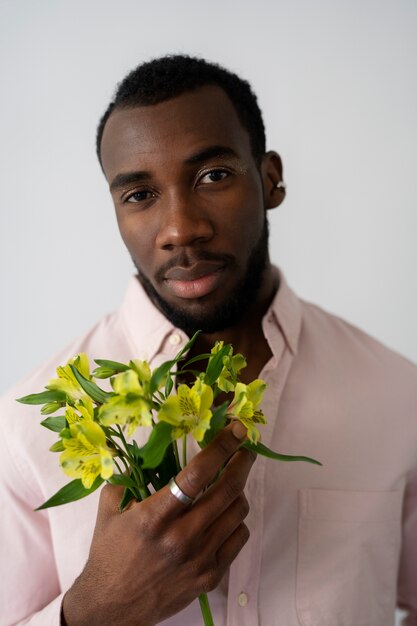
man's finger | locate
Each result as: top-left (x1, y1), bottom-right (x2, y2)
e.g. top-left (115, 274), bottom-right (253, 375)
top-left (215, 522), bottom-right (250, 570)
top-left (167, 422), bottom-right (247, 508)
top-left (188, 447), bottom-right (255, 532)
top-left (93, 482), bottom-right (128, 530)
top-left (199, 492), bottom-right (250, 560)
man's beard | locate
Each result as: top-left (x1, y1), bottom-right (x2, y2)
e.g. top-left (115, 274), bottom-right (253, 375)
top-left (134, 217), bottom-right (270, 337)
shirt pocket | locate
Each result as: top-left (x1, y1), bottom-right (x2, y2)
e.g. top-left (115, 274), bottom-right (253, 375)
top-left (295, 489), bottom-right (403, 626)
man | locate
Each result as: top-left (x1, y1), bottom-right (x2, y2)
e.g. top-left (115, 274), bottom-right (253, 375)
top-left (1, 55), bottom-right (416, 626)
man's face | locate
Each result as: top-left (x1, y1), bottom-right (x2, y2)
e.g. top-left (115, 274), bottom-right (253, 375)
top-left (100, 85), bottom-right (270, 334)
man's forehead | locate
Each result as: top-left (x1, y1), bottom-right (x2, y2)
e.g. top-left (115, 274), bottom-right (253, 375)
top-left (100, 85), bottom-right (253, 176)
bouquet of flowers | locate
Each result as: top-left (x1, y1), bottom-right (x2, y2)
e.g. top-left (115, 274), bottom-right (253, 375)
top-left (18, 332), bottom-right (320, 625)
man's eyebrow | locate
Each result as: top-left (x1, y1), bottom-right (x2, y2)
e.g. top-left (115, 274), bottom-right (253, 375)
top-left (110, 171), bottom-right (150, 192)
top-left (109, 146), bottom-right (239, 192)
top-left (184, 145), bottom-right (239, 165)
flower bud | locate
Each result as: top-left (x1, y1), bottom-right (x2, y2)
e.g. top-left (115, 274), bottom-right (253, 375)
top-left (93, 366), bottom-right (116, 379)
top-left (41, 402), bottom-right (62, 415)
top-left (49, 440), bottom-right (65, 453)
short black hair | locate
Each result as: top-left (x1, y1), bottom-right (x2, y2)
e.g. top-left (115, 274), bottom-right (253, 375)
top-left (96, 54), bottom-right (266, 167)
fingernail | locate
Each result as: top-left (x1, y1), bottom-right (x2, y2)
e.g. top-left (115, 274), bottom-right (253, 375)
top-left (231, 421), bottom-right (247, 440)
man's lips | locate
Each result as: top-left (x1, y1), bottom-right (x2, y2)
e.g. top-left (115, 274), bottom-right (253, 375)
top-left (163, 261), bottom-right (225, 299)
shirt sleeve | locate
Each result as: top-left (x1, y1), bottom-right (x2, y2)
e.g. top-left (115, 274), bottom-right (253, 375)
top-left (5, 595), bottom-right (65, 626)
top-left (0, 415), bottom-right (62, 626)
top-left (397, 465), bottom-right (417, 625)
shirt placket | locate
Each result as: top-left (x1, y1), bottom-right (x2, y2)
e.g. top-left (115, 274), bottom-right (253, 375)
top-left (226, 336), bottom-right (295, 626)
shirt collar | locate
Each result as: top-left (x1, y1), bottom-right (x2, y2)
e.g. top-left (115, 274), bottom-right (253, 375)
top-left (119, 267), bottom-right (302, 361)
top-left (119, 276), bottom-right (178, 363)
top-left (268, 267), bottom-right (302, 355)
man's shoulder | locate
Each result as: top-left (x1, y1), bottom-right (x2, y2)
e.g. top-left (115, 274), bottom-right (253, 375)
top-left (1, 307), bottom-right (130, 411)
top-left (299, 298), bottom-right (417, 380)
top-left (1, 274), bottom-right (171, 412)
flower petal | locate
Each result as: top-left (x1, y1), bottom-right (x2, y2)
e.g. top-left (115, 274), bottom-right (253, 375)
top-left (111, 370), bottom-right (142, 395)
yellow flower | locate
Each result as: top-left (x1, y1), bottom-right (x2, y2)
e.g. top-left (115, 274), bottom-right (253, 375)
top-left (46, 353), bottom-right (91, 404)
top-left (158, 379), bottom-right (213, 442)
top-left (98, 369), bottom-right (153, 436)
top-left (65, 396), bottom-right (94, 424)
top-left (129, 359), bottom-right (152, 385)
top-left (60, 420), bottom-right (114, 489)
top-left (209, 341), bottom-right (247, 392)
top-left (227, 380), bottom-right (267, 443)
top-left (219, 353), bottom-right (247, 393)
top-left (111, 369), bottom-right (146, 395)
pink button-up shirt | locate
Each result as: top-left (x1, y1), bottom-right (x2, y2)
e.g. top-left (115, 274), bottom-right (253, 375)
top-left (1, 270), bottom-right (417, 626)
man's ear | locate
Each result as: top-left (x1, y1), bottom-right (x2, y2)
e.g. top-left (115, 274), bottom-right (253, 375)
top-left (260, 151), bottom-right (286, 209)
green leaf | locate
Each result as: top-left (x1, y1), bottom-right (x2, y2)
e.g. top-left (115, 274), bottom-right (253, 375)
top-left (149, 359), bottom-right (175, 395)
top-left (69, 365), bottom-right (113, 404)
top-left (163, 331), bottom-right (203, 385)
top-left (181, 353), bottom-right (211, 368)
top-left (143, 468), bottom-right (164, 491)
top-left (149, 331), bottom-right (202, 397)
top-left (242, 441), bottom-right (322, 465)
top-left (35, 476), bottom-right (104, 510)
top-left (164, 374), bottom-right (174, 397)
top-left (49, 440), bottom-right (65, 452)
top-left (201, 402), bottom-right (229, 447)
top-left (156, 443), bottom-right (178, 487)
top-left (119, 487), bottom-right (137, 511)
top-left (138, 421), bottom-right (174, 469)
top-left (40, 416), bottom-right (66, 432)
top-left (108, 473), bottom-right (138, 491)
top-left (173, 331), bottom-right (201, 364)
top-left (94, 359), bottom-right (129, 372)
top-left (204, 344), bottom-right (230, 386)
top-left (92, 366), bottom-right (118, 379)
top-left (16, 390), bottom-right (66, 405)
top-left (126, 440), bottom-right (142, 464)
top-left (127, 440), bottom-right (175, 489)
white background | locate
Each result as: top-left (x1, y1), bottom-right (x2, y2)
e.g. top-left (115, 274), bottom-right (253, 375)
top-left (1, 0), bottom-right (416, 392)
top-left (0, 1), bottom-right (416, 622)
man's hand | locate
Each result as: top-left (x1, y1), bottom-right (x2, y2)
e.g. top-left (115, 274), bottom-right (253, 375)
top-left (62, 422), bottom-right (255, 626)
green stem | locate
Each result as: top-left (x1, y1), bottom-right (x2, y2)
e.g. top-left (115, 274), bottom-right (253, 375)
top-left (110, 440), bottom-right (131, 473)
top-left (182, 434), bottom-right (187, 468)
top-left (115, 449), bottom-right (130, 472)
top-left (114, 458), bottom-right (124, 475)
top-left (115, 426), bottom-right (151, 499)
top-left (154, 391), bottom-right (165, 404)
top-left (172, 440), bottom-right (182, 472)
top-left (130, 459), bottom-right (151, 499)
top-left (107, 426), bottom-right (122, 438)
top-left (107, 437), bottom-right (131, 473)
top-left (198, 593), bottom-right (214, 626)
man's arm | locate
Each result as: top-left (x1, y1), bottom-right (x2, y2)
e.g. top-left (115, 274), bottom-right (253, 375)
top-left (0, 415), bottom-right (62, 626)
top-left (61, 421), bottom-right (253, 626)
top-left (397, 466), bottom-right (417, 625)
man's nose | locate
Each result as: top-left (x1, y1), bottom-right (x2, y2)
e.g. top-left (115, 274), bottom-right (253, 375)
top-left (155, 191), bottom-right (214, 250)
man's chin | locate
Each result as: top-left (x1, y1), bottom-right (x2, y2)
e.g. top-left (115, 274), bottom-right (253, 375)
top-left (137, 276), bottom-right (240, 335)
top-left (158, 306), bottom-right (238, 336)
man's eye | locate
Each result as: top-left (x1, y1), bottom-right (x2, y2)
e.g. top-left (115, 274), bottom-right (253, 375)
top-left (199, 170), bottom-right (229, 184)
top-left (125, 190), bottom-right (154, 203)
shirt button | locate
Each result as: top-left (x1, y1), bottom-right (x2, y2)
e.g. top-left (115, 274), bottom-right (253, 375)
top-left (169, 333), bottom-right (181, 346)
top-left (237, 592), bottom-right (248, 607)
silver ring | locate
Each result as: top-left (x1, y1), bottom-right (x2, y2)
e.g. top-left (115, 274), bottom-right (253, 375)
top-left (168, 477), bottom-right (194, 506)
top-left (276, 181), bottom-right (286, 189)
